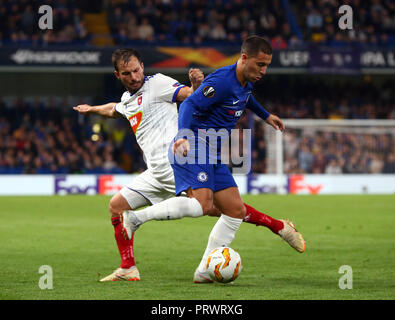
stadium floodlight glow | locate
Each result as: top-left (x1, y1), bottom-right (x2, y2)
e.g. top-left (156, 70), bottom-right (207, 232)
top-left (91, 134), bottom-right (99, 141)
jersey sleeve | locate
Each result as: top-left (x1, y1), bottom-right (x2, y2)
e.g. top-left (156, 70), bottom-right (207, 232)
top-left (151, 73), bottom-right (186, 103)
top-left (246, 94), bottom-right (270, 120)
top-left (114, 91), bottom-right (129, 118)
top-left (177, 73), bottom-right (228, 132)
top-left (183, 73), bottom-right (228, 112)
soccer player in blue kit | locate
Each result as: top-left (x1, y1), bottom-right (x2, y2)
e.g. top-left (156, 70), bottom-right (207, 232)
top-left (123, 36), bottom-right (305, 283)
top-left (172, 35), bottom-right (289, 282)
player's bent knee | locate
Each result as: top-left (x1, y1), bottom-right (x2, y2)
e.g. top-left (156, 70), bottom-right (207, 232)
top-left (108, 200), bottom-right (120, 218)
top-left (229, 204), bottom-right (246, 219)
top-left (239, 204), bottom-right (246, 219)
top-left (108, 194), bottom-right (128, 217)
top-left (196, 200), bottom-right (214, 215)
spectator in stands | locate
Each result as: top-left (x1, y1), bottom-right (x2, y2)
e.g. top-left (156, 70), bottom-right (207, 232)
top-left (312, 153), bottom-right (327, 173)
top-left (138, 18), bottom-right (154, 41)
top-left (306, 8), bottom-right (323, 32)
top-left (210, 22), bottom-right (227, 41)
top-left (383, 153), bottom-right (395, 173)
top-left (325, 158), bottom-right (342, 174)
top-left (298, 143), bottom-right (315, 173)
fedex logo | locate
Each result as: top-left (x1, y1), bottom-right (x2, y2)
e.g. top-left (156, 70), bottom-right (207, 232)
top-left (54, 175), bottom-right (123, 195)
top-left (247, 174), bottom-right (323, 195)
top-left (288, 175), bottom-right (323, 194)
top-left (55, 176), bottom-right (98, 195)
top-left (98, 175), bottom-right (123, 194)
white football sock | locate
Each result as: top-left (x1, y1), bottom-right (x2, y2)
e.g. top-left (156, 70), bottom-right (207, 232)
top-left (133, 197), bottom-right (203, 223)
top-left (198, 214), bottom-right (242, 273)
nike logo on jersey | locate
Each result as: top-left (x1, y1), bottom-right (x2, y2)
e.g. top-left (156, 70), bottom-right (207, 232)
top-left (233, 100), bottom-right (239, 104)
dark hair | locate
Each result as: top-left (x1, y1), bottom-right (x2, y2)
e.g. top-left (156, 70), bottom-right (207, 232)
top-left (112, 48), bottom-right (142, 72)
top-left (241, 35), bottom-right (272, 57)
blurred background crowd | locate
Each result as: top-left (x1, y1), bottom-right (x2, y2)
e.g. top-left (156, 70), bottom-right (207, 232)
top-left (0, 97), bottom-right (144, 174)
top-left (1, 0), bottom-right (394, 47)
top-left (1, 0), bottom-right (394, 175)
top-left (1, 75), bottom-right (394, 174)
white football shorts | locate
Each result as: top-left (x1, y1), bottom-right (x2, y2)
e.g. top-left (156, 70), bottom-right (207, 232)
top-left (120, 168), bottom-right (176, 209)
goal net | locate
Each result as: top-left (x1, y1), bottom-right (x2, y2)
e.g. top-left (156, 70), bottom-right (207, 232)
top-left (262, 119), bottom-right (395, 175)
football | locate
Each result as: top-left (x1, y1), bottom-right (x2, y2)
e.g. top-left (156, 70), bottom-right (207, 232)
top-left (206, 247), bottom-right (242, 283)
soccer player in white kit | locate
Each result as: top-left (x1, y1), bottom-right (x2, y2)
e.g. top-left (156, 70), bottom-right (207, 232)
top-left (74, 48), bottom-right (305, 282)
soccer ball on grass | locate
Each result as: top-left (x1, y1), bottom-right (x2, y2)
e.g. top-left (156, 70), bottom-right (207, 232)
top-left (206, 247), bottom-right (242, 283)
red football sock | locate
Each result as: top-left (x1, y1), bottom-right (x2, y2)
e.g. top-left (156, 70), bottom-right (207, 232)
top-left (243, 203), bottom-right (284, 234)
top-left (111, 216), bottom-right (135, 269)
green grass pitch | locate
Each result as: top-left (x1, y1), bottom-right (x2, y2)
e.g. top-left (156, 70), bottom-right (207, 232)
top-left (0, 195), bottom-right (394, 300)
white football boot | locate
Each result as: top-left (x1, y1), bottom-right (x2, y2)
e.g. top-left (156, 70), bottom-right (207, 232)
top-left (99, 266), bottom-right (140, 282)
top-left (278, 219), bottom-right (306, 253)
top-left (193, 268), bottom-right (214, 284)
top-left (121, 210), bottom-right (142, 240)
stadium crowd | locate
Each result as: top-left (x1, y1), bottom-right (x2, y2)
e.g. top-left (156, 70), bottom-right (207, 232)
top-left (248, 75), bottom-right (395, 174)
top-left (1, 85), bottom-right (394, 175)
top-left (280, 128), bottom-right (395, 174)
top-left (1, 0), bottom-right (394, 47)
top-left (0, 97), bottom-right (144, 174)
top-left (0, 0), bottom-right (89, 46)
top-left (253, 75), bottom-right (395, 120)
top-left (107, 0), bottom-right (298, 47)
top-left (295, 0), bottom-right (395, 46)
top-left (108, 0), bottom-right (395, 47)
top-left (250, 118), bottom-right (395, 175)
top-left (1, 0), bottom-right (394, 175)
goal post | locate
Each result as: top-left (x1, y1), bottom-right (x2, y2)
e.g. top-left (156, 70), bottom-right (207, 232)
top-left (260, 119), bottom-right (395, 194)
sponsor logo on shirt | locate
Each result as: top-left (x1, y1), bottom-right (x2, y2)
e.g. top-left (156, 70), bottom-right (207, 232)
top-left (228, 110), bottom-right (244, 117)
top-left (128, 111), bottom-right (143, 134)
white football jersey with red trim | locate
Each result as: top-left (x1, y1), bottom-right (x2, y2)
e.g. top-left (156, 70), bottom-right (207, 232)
top-left (115, 73), bottom-right (185, 177)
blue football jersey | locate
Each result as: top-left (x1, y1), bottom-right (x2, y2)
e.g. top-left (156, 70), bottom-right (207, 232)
top-left (178, 63), bottom-right (270, 134)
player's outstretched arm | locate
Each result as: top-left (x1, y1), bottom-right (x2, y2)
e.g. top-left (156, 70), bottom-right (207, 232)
top-left (73, 103), bottom-right (120, 118)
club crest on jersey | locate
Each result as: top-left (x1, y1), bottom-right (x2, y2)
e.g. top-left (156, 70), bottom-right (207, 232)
top-left (197, 171), bottom-right (208, 182)
top-left (128, 111), bottom-right (143, 134)
top-left (203, 86), bottom-right (215, 98)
